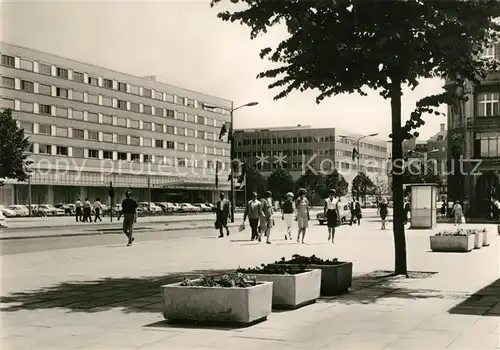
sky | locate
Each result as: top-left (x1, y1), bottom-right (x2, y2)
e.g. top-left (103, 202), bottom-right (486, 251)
top-left (1, 0), bottom-right (447, 141)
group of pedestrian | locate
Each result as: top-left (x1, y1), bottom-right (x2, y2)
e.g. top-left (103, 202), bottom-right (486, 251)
top-left (241, 190), bottom-right (275, 244)
top-left (75, 197), bottom-right (103, 223)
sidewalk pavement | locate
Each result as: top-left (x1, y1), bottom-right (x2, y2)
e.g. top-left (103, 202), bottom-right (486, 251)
top-left (1, 220), bottom-right (499, 349)
top-left (0, 220), bottom-right (239, 240)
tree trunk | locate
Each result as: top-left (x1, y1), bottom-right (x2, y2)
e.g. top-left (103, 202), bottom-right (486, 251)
top-left (390, 80), bottom-right (408, 276)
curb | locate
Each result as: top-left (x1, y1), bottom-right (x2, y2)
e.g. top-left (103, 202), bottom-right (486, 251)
top-left (0, 223), bottom-right (239, 241)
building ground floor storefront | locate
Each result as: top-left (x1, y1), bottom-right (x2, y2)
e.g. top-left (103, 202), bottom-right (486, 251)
top-left (0, 170), bottom-right (231, 207)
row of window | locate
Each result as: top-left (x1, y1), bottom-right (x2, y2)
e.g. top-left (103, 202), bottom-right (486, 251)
top-left (255, 161), bottom-right (381, 173)
top-left (26, 143), bottom-right (230, 170)
top-left (0, 76), bottom-right (226, 128)
top-left (19, 121), bottom-right (228, 155)
top-left (237, 150), bottom-right (386, 163)
top-left (0, 53), bottom-right (231, 115)
top-left (236, 136), bottom-right (387, 153)
top-left (2, 99), bottom-right (229, 143)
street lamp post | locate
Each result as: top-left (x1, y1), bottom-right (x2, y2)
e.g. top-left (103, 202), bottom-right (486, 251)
top-left (203, 101), bottom-right (259, 223)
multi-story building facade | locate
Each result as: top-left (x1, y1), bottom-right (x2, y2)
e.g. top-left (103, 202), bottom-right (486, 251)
top-left (447, 60), bottom-right (500, 217)
top-left (0, 43), bottom-right (231, 205)
top-left (233, 125), bottom-right (388, 190)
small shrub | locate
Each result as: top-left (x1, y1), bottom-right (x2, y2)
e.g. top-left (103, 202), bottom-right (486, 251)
top-left (237, 263), bottom-right (307, 275)
top-left (275, 254), bottom-right (340, 265)
top-left (180, 273), bottom-right (257, 288)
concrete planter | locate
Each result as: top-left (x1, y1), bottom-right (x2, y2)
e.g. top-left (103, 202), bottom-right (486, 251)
top-left (473, 232), bottom-right (483, 249)
top-left (430, 235), bottom-right (474, 252)
top-left (482, 230), bottom-right (490, 247)
top-left (161, 280), bottom-right (272, 326)
top-left (250, 269), bottom-right (321, 309)
top-left (273, 262), bottom-right (352, 296)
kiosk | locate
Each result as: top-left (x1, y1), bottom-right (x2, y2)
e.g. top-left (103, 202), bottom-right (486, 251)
top-left (409, 183), bottom-right (438, 229)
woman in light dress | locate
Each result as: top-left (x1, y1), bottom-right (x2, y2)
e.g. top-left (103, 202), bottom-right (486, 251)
top-left (451, 200), bottom-right (463, 225)
top-left (281, 192), bottom-right (295, 240)
top-left (295, 188), bottom-right (310, 243)
top-left (324, 189), bottom-right (339, 243)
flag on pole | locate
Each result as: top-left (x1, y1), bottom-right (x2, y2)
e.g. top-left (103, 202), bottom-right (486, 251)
top-left (218, 123), bottom-right (228, 141)
top-left (215, 161), bottom-right (219, 189)
top-left (237, 165), bottom-right (246, 190)
top-left (218, 122), bottom-right (233, 143)
top-left (352, 147), bottom-right (359, 161)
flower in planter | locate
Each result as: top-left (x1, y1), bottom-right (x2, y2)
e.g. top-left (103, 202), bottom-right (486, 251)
top-left (275, 254), bottom-right (340, 265)
top-left (180, 273), bottom-right (257, 288)
top-left (237, 263), bottom-right (306, 275)
top-left (434, 228), bottom-right (473, 236)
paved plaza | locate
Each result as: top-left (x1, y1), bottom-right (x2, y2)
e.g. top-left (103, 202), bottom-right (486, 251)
top-left (1, 218), bottom-right (499, 349)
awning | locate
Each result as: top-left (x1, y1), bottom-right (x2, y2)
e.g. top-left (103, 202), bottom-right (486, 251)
top-left (161, 179), bottom-right (231, 191)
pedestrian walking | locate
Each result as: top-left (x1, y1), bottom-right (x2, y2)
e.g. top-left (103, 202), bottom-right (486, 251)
top-left (82, 198), bottom-right (92, 223)
top-left (215, 193), bottom-right (231, 238)
top-left (351, 198), bottom-right (363, 226)
top-left (75, 198), bottom-right (82, 222)
top-left (452, 200), bottom-right (463, 225)
top-left (440, 199), bottom-right (447, 219)
top-left (349, 199), bottom-right (356, 225)
top-left (243, 192), bottom-right (262, 241)
top-left (260, 191), bottom-right (274, 244)
top-left (281, 192), bottom-right (295, 240)
top-left (378, 197), bottom-right (389, 230)
top-left (93, 197), bottom-right (103, 222)
top-left (295, 188), bottom-right (310, 244)
top-left (403, 199), bottom-right (411, 225)
top-left (324, 189), bottom-right (339, 243)
top-left (121, 189), bottom-right (138, 246)
top-left (463, 197), bottom-right (470, 219)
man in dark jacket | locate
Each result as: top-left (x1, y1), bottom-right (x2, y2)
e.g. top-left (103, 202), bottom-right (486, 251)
top-left (121, 189), bottom-right (138, 246)
top-left (216, 193), bottom-right (231, 238)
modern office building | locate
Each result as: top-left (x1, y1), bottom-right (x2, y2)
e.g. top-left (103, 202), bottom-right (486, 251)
top-left (233, 125), bottom-right (388, 190)
top-left (447, 56), bottom-right (500, 217)
top-left (0, 42), bottom-right (232, 205)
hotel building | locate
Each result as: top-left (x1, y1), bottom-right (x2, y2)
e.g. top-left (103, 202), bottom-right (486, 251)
top-left (233, 125), bottom-right (388, 190)
top-left (0, 43), bottom-right (231, 205)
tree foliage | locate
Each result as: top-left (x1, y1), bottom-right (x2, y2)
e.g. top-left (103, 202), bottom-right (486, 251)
top-left (0, 109), bottom-right (31, 182)
top-left (243, 164), bottom-right (267, 200)
top-left (352, 172), bottom-right (375, 200)
top-left (295, 168), bottom-right (348, 203)
top-left (211, 0), bottom-right (500, 274)
top-left (267, 167), bottom-right (294, 200)
top-left (401, 160), bottom-right (443, 186)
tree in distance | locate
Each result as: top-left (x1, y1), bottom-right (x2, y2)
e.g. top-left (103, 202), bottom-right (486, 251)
top-left (0, 108), bottom-right (31, 182)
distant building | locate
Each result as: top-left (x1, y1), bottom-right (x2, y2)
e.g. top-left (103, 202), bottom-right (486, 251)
top-left (233, 125), bottom-right (389, 194)
top-left (0, 42), bottom-right (231, 205)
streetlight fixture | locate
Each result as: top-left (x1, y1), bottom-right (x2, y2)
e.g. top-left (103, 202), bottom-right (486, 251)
top-left (202, 101), bottom-right (259, 222)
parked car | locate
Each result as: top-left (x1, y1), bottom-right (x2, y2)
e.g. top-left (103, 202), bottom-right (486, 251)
top-left (171, 203), bottom-right (181, 212)
top-left (316, 203), bottom-right (350, 225)
top-left (155, 202), bottom-right (176, 213)
top-left (193, 203), bottom-right (211, 212)
top-left (179, 203), bottom-right (197, 213)
top-left (112, 204), bottom-right (145, 217)
top-left (138, 202), bottom-right (162, 214)
top-left (0, 210), bottom-right (7, 228)
top-left (7, 204), bottom-right (30, 217)
top-left (205, 203), bottom-right (216, 212)
top-left (55, 203), bottom-right (75, 215)
top-left (38, 204), bottom-right (65, 216)
top-left (0, 205), bottom-right (17, 218)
